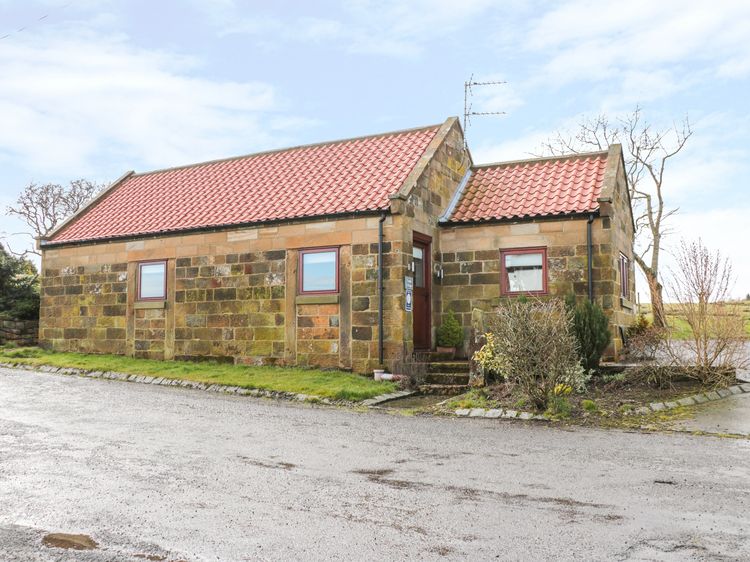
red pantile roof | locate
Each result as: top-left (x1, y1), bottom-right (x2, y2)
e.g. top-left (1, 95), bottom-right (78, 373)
top-left (48, 123), bottom-right (442, 244)
top-left (447, 151), bottom-right (609, 223)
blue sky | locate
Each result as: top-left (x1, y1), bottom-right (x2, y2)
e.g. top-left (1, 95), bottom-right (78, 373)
top-left (1, 0), bottom-right (748, 297)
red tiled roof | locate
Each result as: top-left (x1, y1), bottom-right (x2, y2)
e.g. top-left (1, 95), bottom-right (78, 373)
top-left (447, 151), bottom-right (609, 223)
top-left (48, 124), bottom-right (441, 244)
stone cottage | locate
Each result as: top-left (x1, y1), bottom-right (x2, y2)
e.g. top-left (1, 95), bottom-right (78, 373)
top-left (39, 117), bottom-right (635, 373)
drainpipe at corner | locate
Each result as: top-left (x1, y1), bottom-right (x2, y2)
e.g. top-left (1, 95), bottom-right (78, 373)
top-left (378, 213), bottom-right (386, 365)
top-left (587, 214), bottom-right (595, 302)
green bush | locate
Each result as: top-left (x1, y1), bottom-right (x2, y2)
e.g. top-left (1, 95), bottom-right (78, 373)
top-left (0, 245), bottom-right (39, 321)
top-left (481, 299), bottom-right (585, 410)
top-left (437, 310), bottom-right (464, 348)
top-left (581, 399), bottom-right (598, 412)
top-left (566, 295), bottom-right (611, 371)
top-left (627, 313), bottom-right (651, 338)
top-left (546, 395), bottom-right (572, 418)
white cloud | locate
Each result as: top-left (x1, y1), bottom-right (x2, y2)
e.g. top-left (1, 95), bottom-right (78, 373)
top-left (0, 25), bottom-right (311, 179)
top-left (521, 0), bottom-right (750, 90)
top-left (194, 0), bottom-right (499, 58)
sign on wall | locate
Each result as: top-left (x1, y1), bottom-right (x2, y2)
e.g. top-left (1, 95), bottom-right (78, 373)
top-left (405, 276), bottom-right (413, 312)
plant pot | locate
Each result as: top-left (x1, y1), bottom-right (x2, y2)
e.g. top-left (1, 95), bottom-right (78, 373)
top-left (373, 369), bottom-right (385, 381)
top-left (436, 346), bottom-right (456, 359)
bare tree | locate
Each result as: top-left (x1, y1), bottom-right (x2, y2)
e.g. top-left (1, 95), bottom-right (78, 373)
top-left (665, 239), bottom-right (747, 385)
top-left (541, 106), bottom-right (692, 328)
top-left (6, 179), bottom-right (103, 256)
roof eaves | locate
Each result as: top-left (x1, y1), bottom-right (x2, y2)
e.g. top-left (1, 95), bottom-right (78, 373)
top-left (440, 209), bottom-right (601, 228)
top-left (41, 170), bottom-right (135, 246)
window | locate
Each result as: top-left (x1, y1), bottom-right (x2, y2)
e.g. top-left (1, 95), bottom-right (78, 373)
top-left (500, 248), bottom-right (547, 295)
top-left (299, 248), bottom-right (339, 294)
top-left (619, 253), bottom-right (630, 299)
top-left (413, 246), bottom-right (425, 288)
top-left (138, 261), bottom-right (167, 301)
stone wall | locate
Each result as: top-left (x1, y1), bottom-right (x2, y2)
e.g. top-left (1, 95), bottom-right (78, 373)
top-left (40, 263), bottom-right (129, 354)
top-left (439, 219), bottom-right (602, 327)
top-left (598, 145), bottom-right (636, 355)
top-left (173, 251), bottom-right (286, 364)
top-left (0, 319), bottom-right (39, 346)
top-left (40, 216), bottom-right (397, 372)
top-left (389, 119), bottom-right (470, 354)
top-left (439, 214), bottom-right (634, 359)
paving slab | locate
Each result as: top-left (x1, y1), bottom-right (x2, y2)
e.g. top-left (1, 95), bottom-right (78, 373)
top-left (677, 393), bottom-right (750, 436)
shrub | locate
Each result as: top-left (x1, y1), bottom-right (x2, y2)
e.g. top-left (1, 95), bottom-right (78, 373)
top-left (473, 332), bottom-right (508, 381)
top-left (437, 310), bottom-right (464, 348)
top-left (566, 295), bottom-right (611, 370)
top-left (0, 245), bottom-right (40, 321)
top-left (626, 326), bottom-right (667, 361)
top-left (665, 239), bottom-right (748, 386)
top-left (480, 299), bottom-right (584, 410)
top-left (627, 313), bottom-right (651, 338)
top-left (546, 396), bottom-right (572, 418)
top-left (581, 399), bottom-right (598, 412)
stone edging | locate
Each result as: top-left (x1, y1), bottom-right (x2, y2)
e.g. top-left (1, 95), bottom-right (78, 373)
top-left (361, 390), bottom-right (415, 406)
top-left (450, 382), bottom-right (750, 421)
top-left (454, 408), bottom-right (549, 421)
top-left (0, 362), bottom-right (351, 406)
top-left (635, 383), bottom-right (750, 415)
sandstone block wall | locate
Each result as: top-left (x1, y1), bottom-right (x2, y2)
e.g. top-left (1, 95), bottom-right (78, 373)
top-left (39, 216), bottom-right (406, 373)
top-left (0, 319), bottom-right (40, 346)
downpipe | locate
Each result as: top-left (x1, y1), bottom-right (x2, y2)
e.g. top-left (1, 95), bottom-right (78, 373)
top-left (587, 214), bottom-right (595, 302)
top-left (378, 213), bottom-right (386, 365)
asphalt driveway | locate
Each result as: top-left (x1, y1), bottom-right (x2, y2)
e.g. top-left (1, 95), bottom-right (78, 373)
top-left (0, 367), bottom-right (748, 561)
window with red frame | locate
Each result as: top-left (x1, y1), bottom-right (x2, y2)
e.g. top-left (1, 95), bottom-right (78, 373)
top-left (500, 248), bottom-right (547, 295)
top-left (299, 248), bottom-right (339, 294)
top-left (137, 261), bottom-right (167, 301)
top-left (619, 253), bottom-right (630, 299)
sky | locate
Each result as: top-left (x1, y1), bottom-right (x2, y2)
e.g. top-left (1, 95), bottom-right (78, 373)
top-left (0, 0), bottom-right (748, 299)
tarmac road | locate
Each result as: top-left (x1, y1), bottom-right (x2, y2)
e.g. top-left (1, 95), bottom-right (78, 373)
top-left (0, 366), bottom-right (748, 561)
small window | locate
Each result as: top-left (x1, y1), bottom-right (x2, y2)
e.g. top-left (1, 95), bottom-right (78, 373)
top-left (299, 248), bottom-right (339, 294)
top-left (413, 246), bottom-right (425, 288)
top-left (619, 253), bottom-right (629, 299)
top-left (138, 261), bottom-right (167, 301)
top-left (501, 248), bottom-right (547, 295)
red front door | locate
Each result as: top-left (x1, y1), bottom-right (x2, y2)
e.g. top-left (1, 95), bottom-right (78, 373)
top-left (412, 234), bottom-right (431, 350)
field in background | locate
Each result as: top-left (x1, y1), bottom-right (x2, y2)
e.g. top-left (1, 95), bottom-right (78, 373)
top-left (637, 300), bottom-right (750, 339)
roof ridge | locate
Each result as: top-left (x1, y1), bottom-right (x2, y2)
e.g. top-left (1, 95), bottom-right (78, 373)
top-left (473, 148), bottom-right (610, 170)
top-left (132, 120), bottom-right (448, 179)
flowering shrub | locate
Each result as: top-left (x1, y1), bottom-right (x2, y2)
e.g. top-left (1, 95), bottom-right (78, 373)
top-left (477, 299), bottom-right (587, 410)
top-left (472, 332), bottom-right (508, 380)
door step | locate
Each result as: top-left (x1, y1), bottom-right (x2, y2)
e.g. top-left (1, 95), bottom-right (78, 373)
top-left (414, 358), bottom-right (471, 394)
top-left (418, 384), bottom-right (470, 395)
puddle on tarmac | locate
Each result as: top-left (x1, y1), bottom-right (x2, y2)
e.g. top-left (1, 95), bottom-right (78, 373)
top-left (42, 533), bottom-right (98, 550)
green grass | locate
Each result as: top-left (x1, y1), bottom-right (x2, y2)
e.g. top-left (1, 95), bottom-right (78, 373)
top-left (0, 347), bottom-right (396, 401)
top-left (638, 300), bottom-right (750, 340)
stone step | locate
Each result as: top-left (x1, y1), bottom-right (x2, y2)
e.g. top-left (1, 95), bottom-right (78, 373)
top-left (426, 361), bottom-right (470, 374)
top-left (423, 372), bottom-right (470, 385)
top-left (418, 384), bottom-right (469, 396)
top-left (413, 351), bottom-right (457, 362)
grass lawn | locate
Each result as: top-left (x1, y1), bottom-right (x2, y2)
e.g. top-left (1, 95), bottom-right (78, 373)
top-left (0, 347), bottom-right (396, 401)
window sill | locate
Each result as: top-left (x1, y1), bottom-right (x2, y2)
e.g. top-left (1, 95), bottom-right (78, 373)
top-left (620, 297), bottom-right (634, 311)
top-left (134, 300), bottom-right (166, 309)
top-left (296, 294), bottom-right (339, 305)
